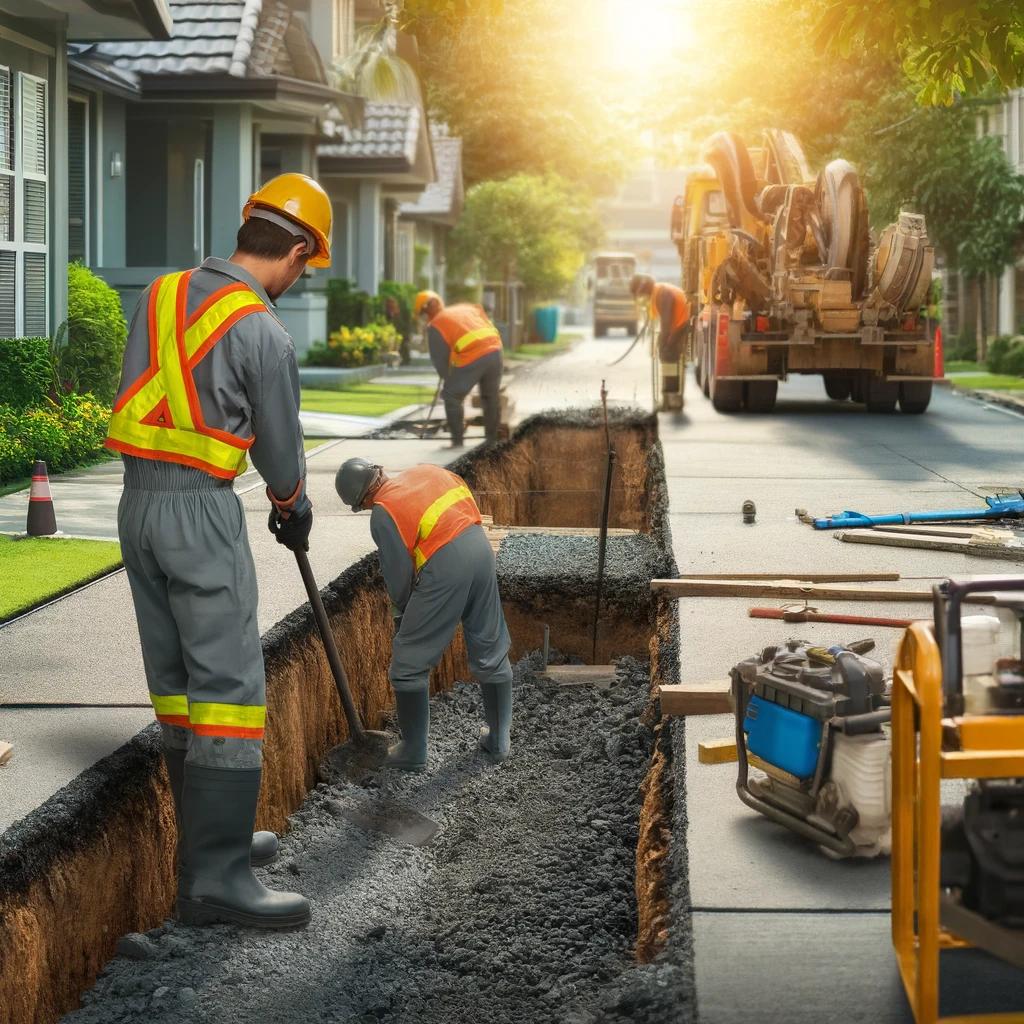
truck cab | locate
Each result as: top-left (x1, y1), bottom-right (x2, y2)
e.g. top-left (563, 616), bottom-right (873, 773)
top-left (592, 252), bottom-right (638, 337)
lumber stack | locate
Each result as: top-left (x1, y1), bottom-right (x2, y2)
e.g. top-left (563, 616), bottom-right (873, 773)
top-left (836, 523), bottom-right (1024, 561)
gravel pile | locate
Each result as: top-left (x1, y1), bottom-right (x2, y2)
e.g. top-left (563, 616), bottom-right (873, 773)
top-left (62, 656), bottom-right (691, 1024)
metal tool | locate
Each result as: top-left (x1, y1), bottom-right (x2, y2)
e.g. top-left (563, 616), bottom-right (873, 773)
top-left (749, 605), bottom-right (914, 628)
top-left (592, 380), bottom-right (616, 662)
top-left (608, 314), bottom-right (649, 366)
top-left (412, 378), bottom-right (444, 438)
top-left (293, 549), bottom-right (391, 780)
top-left (813, 492), bottom-right (1024, 530)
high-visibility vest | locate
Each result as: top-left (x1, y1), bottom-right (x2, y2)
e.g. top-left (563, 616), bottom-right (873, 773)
top-left (650, 283), bottom-right (690, 331)
top-left (431, 304), bottom-right (503, 368)
top-left (373, 464), bottom-right (481, 571)
top-left (105, 270), bottom-right (267, 479)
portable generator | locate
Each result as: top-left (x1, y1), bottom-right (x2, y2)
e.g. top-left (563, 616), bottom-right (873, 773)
top-left (731, 638), bottom-right (891, 858)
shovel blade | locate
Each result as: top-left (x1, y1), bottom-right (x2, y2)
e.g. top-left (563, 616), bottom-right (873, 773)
top-left (338, 798), bottom-right (440, 847)
top-left (319, 731), bottom-right (391, 784)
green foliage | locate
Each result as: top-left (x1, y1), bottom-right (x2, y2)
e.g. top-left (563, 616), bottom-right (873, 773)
top-left (304, 322), bottom-right (401, 368)
top-left (59, 264), bottom-right (128, 403)
top-left (987, 335), bottom-right (1024, 376)
top-left (816, 0), bottom-right (1024, 105)
top-left (0, 393), bottom-right (111, 483)
top-left (0, 336), bottom-right (51, 409)
top-left (450, 174), bottom-right (604, 303)
top-left (327, 278), bottom-right (376, 333)
top-left (326, 278), bottom-right (418, 363)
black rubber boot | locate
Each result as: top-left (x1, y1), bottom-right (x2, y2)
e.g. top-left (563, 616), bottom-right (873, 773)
top-left (163, 748), bottom-right (279, 867)
top-left (479, 679), bottom-right (512, 761)
top-left (386, 689), bottom-right (430, 771)
top-left (177, 765), bottom-right (310, 929)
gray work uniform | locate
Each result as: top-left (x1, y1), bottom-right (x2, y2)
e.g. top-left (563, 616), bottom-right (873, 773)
top-left (370, 509), bottom-right (512, 695)
top-left (428, 327), bottom-right (503, 444)
top-left (115, 257), bottom-right (307, 769)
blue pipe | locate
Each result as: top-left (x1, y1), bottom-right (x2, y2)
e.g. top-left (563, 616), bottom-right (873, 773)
top-left (813, 493), bottom-right (1024, 530)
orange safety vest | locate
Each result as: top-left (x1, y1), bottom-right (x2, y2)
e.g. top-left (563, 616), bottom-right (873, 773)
top-left (650, 283), bottom-right (690, 331)
top-left (373, 464), bottom-right (482, 571)
top-left (105, 270), bottom-right (267, 479)
top-left (431, 304), bottom-right (503, 368)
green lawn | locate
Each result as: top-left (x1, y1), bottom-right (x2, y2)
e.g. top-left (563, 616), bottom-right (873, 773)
top-left (510, 334), bottom-right (578, 360)
top-left (949, 373), bottom-right (1024, 391)
top-left (300, 382), bottom-right (436, 418)
top-left (0, 535), bottom-right (123, 621)
top-left (944, 360), bottom-right (980, 373)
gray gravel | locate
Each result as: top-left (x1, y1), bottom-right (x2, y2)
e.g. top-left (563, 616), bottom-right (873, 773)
top-left (62, 655), bottom-right (692, 1024)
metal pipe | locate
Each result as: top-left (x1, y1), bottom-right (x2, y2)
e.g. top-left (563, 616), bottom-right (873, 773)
top-left (592, 380), bottom-right (615, 663)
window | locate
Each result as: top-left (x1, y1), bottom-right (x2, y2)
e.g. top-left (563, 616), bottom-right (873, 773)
top-left (0, 70), bottom-right (48, 338)
top-left (68, 96), bottom-right (89, 263)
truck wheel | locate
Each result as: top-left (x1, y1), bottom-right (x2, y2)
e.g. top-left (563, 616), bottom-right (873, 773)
top-left (711, 373), bottom-right (743, 413)
top-left (628, 321), bottom-right (638, 336)
top-left (864, 378), bottom-right (898, 413)
top-left (899, 381), bottom-right (932, 414)
top-left (594, 321), bottom-right (606, 338)
top-left (823, 373), bottom-right (851, 401)
top-left (745, 380), bottom-right (777, 413)
top-left (850, 374), bottom-right (865, 403)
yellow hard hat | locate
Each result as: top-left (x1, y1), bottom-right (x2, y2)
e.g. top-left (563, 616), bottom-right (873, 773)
top-left (414, 290), bottom-right (442, 317)
top-left (243, 173), bottom-right (332, 268)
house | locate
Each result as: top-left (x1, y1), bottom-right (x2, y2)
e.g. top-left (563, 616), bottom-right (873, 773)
top-left (73, 0), bottom-right (363, 351)
top-left (398, 122), bottom-right (464, 294)
top-left (0, 0), bottom-right (172, 339)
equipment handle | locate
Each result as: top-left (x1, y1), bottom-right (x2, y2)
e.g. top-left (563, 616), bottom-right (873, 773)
top-left (293, 549), bottom-right (366, 741)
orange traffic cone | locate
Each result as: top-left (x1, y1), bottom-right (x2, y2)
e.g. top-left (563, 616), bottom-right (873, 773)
top-left (27, 460), bottom-right (57, 536)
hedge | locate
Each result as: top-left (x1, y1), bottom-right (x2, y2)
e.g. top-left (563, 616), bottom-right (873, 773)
top-left (0, 336), bottom-right (51, 409)
top-left (987, 335), bottom-right (1024, 377)
top-left (0, 394), bottom-right (111, 484)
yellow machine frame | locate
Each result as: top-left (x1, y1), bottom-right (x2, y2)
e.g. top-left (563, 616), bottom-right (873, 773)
top-left (892, 621), bottom-right (1024, 1024)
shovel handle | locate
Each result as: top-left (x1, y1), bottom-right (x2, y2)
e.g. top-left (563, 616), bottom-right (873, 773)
top-left (293, 549), bottom-right (365, 741)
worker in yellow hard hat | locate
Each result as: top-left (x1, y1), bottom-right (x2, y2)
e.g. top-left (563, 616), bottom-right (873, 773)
top-left (414, 290), bottom-right (503, 448)
top-left (106, 172), bottom-right (333, 930)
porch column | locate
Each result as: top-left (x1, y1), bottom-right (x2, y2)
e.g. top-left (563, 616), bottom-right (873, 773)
top-left (210, 106), bottom-right (253, 260)
top-left (999, 262), bottom-right (1016, 336)
top-left (50, 21), bottom-right (68, 330)
top-left (356, 180), bottom-right (381, 294)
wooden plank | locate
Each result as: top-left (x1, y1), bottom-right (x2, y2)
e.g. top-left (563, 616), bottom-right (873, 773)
top-left (542, 665), bottom-right (616, 689)
top-left (698, 738), bottom-right (738, 764)
top-left (0, 741), bottom-right (12, 766)
top-left (680, 572), bottom-right (900, 582)
top-left (488, 526), bottom-right (637, 538)
top-left (651, 579), bottom-right (941, 602)
top-left (659, 685), bottom-right (732, 716)
top-left (838, 530), bottom-right (1024, 562)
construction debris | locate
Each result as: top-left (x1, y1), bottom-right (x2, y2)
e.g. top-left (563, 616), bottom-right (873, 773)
top-left (541, 664), bottom-right (617, 689)
top-left (837, 525), bottom-right (1024, 561)
top-left (698, 738), bottom-right (738, 765)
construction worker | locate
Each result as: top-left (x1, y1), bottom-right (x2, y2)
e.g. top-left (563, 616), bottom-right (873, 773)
top-left (334, 457), bottom-right (513, 770)
top-left (414, 290), bottom-right (503, 448)
top-left (630, 274), bottom-right (691, 410)
top-left (105, 173), bottom-right (333, 929)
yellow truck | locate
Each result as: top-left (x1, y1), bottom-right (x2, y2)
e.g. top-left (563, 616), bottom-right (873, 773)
top-left (670, 130), bottom-right (939, 413)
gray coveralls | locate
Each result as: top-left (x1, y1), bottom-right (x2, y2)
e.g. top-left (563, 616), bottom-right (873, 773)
top-left (370, 509), bottom-right (513, 695)
top-left (115, 257), bottom-right (307, 770)
top-left (427, 327), bottom-right (503, 445)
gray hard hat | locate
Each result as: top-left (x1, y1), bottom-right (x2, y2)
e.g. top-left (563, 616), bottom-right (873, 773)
top-left (335, 457), bottom-right (383, 511)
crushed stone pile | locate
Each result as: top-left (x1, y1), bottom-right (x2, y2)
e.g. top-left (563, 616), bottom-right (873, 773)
top-left (62, 656), bottom-right (691, 1024)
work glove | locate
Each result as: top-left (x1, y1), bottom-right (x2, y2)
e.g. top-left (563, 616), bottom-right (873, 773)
top-left (268, 504), bottom-right (313, 553)
top-left (391, 603), bottom-right (404, 634)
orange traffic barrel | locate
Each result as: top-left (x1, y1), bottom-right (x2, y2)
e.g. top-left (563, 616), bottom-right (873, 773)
top-left (27, 460), bottom-right (57, 536)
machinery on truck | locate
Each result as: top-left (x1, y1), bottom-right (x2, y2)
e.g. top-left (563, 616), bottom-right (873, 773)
top-left (592, 251), bottom-right (638, 337)
top-left (670, 130), bottom-right (939, 414)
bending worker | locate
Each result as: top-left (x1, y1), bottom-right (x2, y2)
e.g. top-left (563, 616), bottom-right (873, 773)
top-left (335, 457), bottom-right (513, 770)
top-left (415, 290), bottom-right (503, 448)
top-left (105, 173), bottom-right (331, 930)
top-left (630, 274), bottom-right (691, 411)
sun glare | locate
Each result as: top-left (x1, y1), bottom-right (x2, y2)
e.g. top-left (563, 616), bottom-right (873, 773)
top-left (604, 0), bottom-right (690, 72)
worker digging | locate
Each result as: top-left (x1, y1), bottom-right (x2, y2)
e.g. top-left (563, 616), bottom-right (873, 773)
top-left (416, 289), bottom-right (505, 449)
top-left (335, 457), bottom-right (513, 770)
top-left (628, 275), bottom-right (690, 412)
top-left (104, 173), bottom-right (332, 930)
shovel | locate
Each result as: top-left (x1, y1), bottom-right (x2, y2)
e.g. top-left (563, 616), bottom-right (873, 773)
top-left (293, 549), bottom-right (391, 780)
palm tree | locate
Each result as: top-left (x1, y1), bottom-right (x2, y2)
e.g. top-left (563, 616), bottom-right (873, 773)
top-left (334, 1), bottom-right (422, 103)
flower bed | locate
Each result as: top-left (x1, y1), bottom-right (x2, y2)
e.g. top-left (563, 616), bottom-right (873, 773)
top-left (304, 322), bottom-right (401, 368)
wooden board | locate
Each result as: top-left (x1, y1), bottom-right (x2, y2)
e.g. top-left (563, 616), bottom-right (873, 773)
top-left (838, 530), bottom-right (1024, 562)
top-left (650, 579), bottom-right (942, 602)
top-left (680, 572), bottom-right (900, 582)
top-left (698, 738), bottom-right (738, 764)
top-left (0, 741), bottom-right (12, 766)
top-left (659, 685), bottom-right (732, 716)
top-left (542, 665), bottom-right (616, 689)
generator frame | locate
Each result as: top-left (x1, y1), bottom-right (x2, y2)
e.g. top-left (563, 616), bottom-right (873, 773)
top-left (892, 598), bottom-right (1024, 1024)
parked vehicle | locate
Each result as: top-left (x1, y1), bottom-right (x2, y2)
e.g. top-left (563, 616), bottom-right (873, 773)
top-left (671, 130), bottom-right (938, 414)
top-left (592, 251), bottom-right (638, 337)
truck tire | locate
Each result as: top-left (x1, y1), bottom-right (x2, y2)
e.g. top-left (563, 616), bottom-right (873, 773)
top-left (864, 377), bottom-right (898, 413)
top-left (823, 373), bottom-right (851, 401)
top-left (745, 380), bottom-right (778, 412)
top-left (628, 321), bottom-right (638, 336)
top-left (711, 373), bottom-right (743, 412)
top-left (594, 321), bottom-right (606, 338)
top-left (899, 381), bottom-right (932, 414)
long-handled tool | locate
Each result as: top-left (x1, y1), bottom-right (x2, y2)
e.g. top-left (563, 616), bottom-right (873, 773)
top-left (293, 549), bottom-right (391, 780)
top-left (591, 380), bottom-right (615, 662)
top-left (414, 377), bottom-right (443, 438)
top-left (812, 492), bottom-right (1024, 530)
top-left (609, 315), bottom-right (649, 366)
top-left (749, 605), bottom-right (915, 628)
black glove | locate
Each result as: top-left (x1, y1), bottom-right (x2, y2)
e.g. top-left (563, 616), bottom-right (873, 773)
top-left (268, 505), bottom-right (313, 552)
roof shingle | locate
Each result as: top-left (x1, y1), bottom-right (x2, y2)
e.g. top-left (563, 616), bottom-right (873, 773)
top-left (318, 102), bottom-right (421, 163)
top-left (399, 124), bottom-right (463, 222)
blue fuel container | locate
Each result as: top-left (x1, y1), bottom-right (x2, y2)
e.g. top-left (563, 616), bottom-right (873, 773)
top-left (743, 695), bottom-right (821, 780)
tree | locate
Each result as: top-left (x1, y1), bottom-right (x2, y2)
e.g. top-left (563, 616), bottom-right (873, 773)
top-left (816, 0), bottom-right (1024, 105)
top-left (449, 174), bottom-right (604, 304)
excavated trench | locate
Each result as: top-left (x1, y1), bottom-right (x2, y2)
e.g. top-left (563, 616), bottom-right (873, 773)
top-left (0, 410), bottom-right (694, 1024)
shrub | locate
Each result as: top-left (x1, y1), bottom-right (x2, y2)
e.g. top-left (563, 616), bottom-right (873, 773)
top-left (1001, 337), bottom-right (1024, 377)
top-left (326, 278), bottom-right (375, 334)
top-left (0, 336), bottom-right (51, 408)
top-left (56, 263), bottom-right (128, 403)
top-left (304, 323), bottom-right (400, 368)
top-left (987, 335), bottom-right (1016, 374)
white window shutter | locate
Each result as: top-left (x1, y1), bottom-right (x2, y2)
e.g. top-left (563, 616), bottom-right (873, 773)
top-left (23, 252), bottom-right (46, 335)
top-left (0, 251), bottom-right (14, 336)
top-left (0, 68), bottom-right (11, 172)
top-left (21, 76), bottom-right (45, 176)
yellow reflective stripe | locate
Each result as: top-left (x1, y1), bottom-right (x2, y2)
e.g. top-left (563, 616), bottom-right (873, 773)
top-left (411, 484), bottom-right (473, 569)
top-left (189, 702), bottom-right (267, 729)
top-left (154, 272), bottom-right (196, 431)
top-left (105, 416), bottom-right (248, 474)
top-left (453, 326), bottom-right (498, 352)
top-left (183, 288), bottom-right (265, 359)
top-left (150, 693), bottom-right (189, 718)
